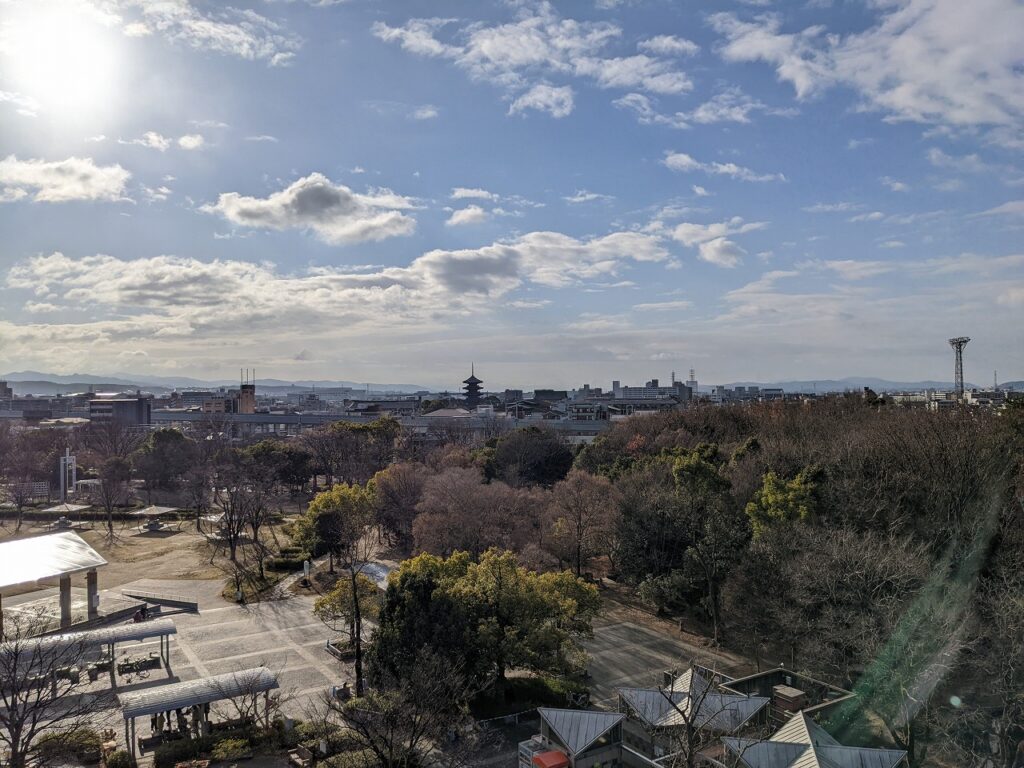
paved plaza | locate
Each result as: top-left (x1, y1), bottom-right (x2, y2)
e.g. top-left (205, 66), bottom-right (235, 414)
top-left (86, 577), bottom-right (345, 735)
top-left (584, 616), bottom-right (749, 707)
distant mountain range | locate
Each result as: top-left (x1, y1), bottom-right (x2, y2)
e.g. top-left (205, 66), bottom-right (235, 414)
top-left (0, 371), bottom-right (429, 395)
top-left (720, 377), bottom-right (991, 393)
top-left (2, 371), bottom-right (1020, 398)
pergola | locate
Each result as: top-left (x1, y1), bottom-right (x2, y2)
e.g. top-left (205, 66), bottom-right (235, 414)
top-left (41, 503), bottom-right (92, 529)
top-left (0, 532), bottom-right (107, 634)
top-left (0, 618), bottom-right (177, 685)
top-left (118, 667), bottom-right (279, 760)
top-left (130, 506), bottom-right (179, 531)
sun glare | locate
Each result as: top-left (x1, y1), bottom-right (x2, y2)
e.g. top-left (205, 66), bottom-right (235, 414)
top-left (2, 2), bottom-right (122, 119)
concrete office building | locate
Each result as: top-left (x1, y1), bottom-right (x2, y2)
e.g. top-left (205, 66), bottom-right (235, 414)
top-left (89, 396), bottom-right (152, 426)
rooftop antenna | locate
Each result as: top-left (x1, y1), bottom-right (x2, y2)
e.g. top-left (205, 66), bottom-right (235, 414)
top-left (948, 336), bottom-right (970, 400)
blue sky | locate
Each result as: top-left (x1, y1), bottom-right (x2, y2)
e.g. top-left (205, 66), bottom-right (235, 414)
top-left (0, 0), bottom-right (1021, 389)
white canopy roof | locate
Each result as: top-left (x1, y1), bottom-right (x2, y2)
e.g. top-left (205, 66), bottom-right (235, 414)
top-left (119, 667), bottom-right (278, 720)
top-left (130, 506), bottom-right (179, 517)
top-left (1, 618), bottom-right (176, 661)
top-left (42, 503), bottom-right (91, 514)
top-left (0, 532), bottom-right (107, 591)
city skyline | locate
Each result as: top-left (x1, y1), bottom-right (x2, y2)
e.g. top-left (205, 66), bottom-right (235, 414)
top-left (0, 0), bottom-right (1022, 386)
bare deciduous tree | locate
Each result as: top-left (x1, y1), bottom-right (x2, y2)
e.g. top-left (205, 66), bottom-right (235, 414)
top-left (313, 651), bottom-right (486, 768)
top-left (544, 469), bottom-right (620, 576)
top-left (0, 612), bottom-right (113, 768)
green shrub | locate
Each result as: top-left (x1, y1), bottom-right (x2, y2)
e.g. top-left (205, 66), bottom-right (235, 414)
top-left (152, 727), bottom-right (255, 768)
top-left (324, 749), bottom-right (376, 768)
top-left (266, 556), bottom-right (306, 571)
top-left (38, 727), bottom-right (102, 762)
top-left (212, 738), bottom-right (250, 761)
top-left (106, 750), bottom-right (132, 768)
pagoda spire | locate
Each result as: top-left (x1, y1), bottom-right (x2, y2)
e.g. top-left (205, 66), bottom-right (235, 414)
top-left (462, 364), bottom-right (483, 408)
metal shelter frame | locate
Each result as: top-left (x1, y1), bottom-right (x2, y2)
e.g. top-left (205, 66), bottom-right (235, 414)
top-left (117, 667), bottom-right (279, 761)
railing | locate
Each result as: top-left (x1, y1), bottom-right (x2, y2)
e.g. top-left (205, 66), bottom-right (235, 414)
top-left (121, 589), bottom-right (199, 611)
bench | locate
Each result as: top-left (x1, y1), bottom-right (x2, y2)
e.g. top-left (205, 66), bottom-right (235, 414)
top-left (288, 745), bottom-right (314, 768)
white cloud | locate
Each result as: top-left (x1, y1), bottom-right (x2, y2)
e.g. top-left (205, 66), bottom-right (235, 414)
top-left (0, 90), bottom-right (40, 118)
top-left (633, 299), bottom-right (694, 311)
top-left (612, 93), bottom-right (689, 128)
top-left (821, 260), bottom-right (894, 280)
top-left (201, 172), bottom-right (418, 244)
top-left (638, 35), bottom-right (699, 57)
top-left (373, 3), bottom-right (693, 115)
top-left (121, 131), bottom-right (172, 151)
top-left (573, 55), bottom-right (691, 94)
top-left (121, 0), bottom-right (302, 66)
top-left (3, 233), bottom-right (668, 347)
top-left (979, 200), bottom-right (1024, 217)
top-left (0, 156), bottom-right (130, 203)
top-left (684, 86), bottom-right (796, 124)
top-left (709, 13), bottom-right (831, 98)
top-left (446, 205), bottom-right (489, 226)
top-left (189, 119), bottom-right (229, 129)
top-left (879, 239), bottom-right (906, 249)
top-left (663, 151), bottom-right (785, 182)
top-left (671, 216), bottom-right (767, 268)
top-left (564, 189), bottom-right (614, 204)
top-left (451, 187), bottom-right (497, 201)
top-left (881, 176), bottom-right (910, 192)
top-left (614, 87), bottom-right (794, 128)
top-left (244, 135), bottom-right (278, 142)
top-left (178, 133), bottom-right (205, 150)
top-left (692, 185), bottom-right (710, 197)
top-left (926, 147), bottom-right (992, 173)
top-left (143, 185), bottom-right (173, 202)
top-left (849, 211), bottom-right (885, 222)
top-left (509, 84), bottom-right (574, 118)
top-left (412, 104), bottom-right (439, 120)
top-left (709, 2), bottom-right (1024, 142)
top-left (803, 201), bottom-right (862, 213)
top-left (122, 21), bottom-right (152, 37)
top-left (997, 286), bottom-right (1024, 305)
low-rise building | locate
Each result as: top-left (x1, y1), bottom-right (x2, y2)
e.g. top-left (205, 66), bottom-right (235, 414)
top-left (520, 708), bottom-right (625, 768)
top-left (617, 666), bottom-right (769, 762)
top-left (722, 710), bottom-right (908, 768)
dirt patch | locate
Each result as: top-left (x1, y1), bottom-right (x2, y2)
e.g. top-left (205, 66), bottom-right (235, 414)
top-left (0, 520), bottom-right (293, 596)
